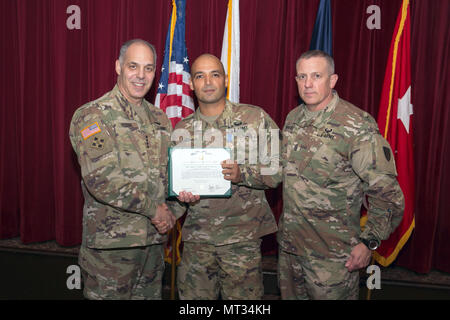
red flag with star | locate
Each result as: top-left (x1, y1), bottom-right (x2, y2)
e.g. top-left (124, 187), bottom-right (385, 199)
top-left (374, 0), bottom-right (415, 266)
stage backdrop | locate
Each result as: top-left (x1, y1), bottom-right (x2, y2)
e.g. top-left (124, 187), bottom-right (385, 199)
top-left (0, 0), bottom-right (449, 274)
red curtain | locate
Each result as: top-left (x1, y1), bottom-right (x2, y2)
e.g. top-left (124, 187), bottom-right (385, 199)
top-left (397, 0), bottom-right (450, 273)
top-left (1, 0), bottom-right (449, 274)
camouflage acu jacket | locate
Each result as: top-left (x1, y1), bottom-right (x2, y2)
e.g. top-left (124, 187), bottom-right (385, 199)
top-left (69, 85), bottom-right (172, 249)
top-left (169, 100), bottom-right (281, 246)
top-left (278, 92), bottom-right (404, 258)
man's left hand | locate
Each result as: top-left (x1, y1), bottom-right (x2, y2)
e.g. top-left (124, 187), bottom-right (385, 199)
top-left (345, 243), bottom-right (372, 272)
top-left (177, 191), bottom-right (200, 204)
top-left (221, 160), bottom-right (241, 183)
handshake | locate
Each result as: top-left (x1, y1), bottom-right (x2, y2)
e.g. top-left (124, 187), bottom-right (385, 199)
top-left (151, 191), bottom-right (200, 234)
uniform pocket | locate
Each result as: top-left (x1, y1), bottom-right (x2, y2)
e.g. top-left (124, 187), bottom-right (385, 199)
top-left (301, 144), bottom-right (339, 188)
top-left (116, 121), bottom-right (146, 169)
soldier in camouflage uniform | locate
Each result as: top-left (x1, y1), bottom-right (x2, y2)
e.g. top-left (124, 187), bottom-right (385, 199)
top-left (278, 50), bottom-right (405, 299)
top-left (69, 39), bottom-right (176, 299)
top-left (170, 54), bottom-right (281, 300)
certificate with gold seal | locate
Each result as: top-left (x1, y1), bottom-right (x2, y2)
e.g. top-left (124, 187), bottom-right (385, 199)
top-left (168, 148), bottom-right (232, 197)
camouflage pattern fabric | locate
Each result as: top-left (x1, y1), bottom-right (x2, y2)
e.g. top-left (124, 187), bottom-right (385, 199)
top-left (169, 100), bottom-right (281, 245)
top-left (69, 85), bottom-right (172, 249)
top-left (277, 249), bottom-right (359, 300)
top-left (79, 244), bottom-right (164, 300)
top-left (278, 92), bottom-right (404, 298)
top-left (177, 240), bottom-right (263, 300)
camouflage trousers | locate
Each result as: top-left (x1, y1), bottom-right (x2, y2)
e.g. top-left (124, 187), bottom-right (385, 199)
top-left (177, 240), bottom-right (263, 300)
top-left (79, 244), bottom-right (164, 300)
top-left (277, 249), bottom-right (359, 300)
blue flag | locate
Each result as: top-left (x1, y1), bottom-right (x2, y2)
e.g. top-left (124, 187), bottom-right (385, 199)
top-left (309, 0), bottom-right (333, 56)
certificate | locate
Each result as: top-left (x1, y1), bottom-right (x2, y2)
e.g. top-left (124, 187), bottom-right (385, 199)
top-left (168, 147), bottom-right (232, 197)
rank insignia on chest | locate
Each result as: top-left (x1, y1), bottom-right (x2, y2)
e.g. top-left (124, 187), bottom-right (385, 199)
top-left (228, 124), bottom-right (249, 133)
top-left (81, 122), bottom-right (101, 140)
top-left (319, 127), bottom-right (335, 139)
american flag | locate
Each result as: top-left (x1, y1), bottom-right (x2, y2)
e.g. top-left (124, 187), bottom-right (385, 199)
top-left (155, 0), bottom-right (193, 267)
top-left (155, 0), bottom-right (194, 129)
top-left (80, 122), bottom-right (101, 140)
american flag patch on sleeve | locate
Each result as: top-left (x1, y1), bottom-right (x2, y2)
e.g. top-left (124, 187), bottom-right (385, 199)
top-left (80, 122), bottom-right (101, 140)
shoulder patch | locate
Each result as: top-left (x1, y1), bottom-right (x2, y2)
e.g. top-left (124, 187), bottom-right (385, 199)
top-left (81, 122), bottom-right (101, 140)
top-left (383, 146), bottom-right (391, 161)
top-left (374, 135), bottom-right (397, 175)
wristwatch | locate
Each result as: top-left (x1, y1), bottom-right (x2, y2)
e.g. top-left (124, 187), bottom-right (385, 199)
top-left (360, 237), bottom-right (380, 251)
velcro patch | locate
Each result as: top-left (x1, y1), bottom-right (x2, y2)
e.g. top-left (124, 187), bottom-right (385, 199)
top-left (383, 146), bottom-right (391, 161)
top-left (374, 135), bottom-right (397, 175)
top-left (81, 122), bottom-right (101, 140)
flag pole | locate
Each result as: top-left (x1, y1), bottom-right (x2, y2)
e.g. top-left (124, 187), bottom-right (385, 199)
top-left (168, 0), bottom-right (177, 301)
top-left (156, 0), bottom-right (195, 300)
top-left (366, 255), bottom-right (375, 300)
top-left (170, 226), bottom-right (176, 299)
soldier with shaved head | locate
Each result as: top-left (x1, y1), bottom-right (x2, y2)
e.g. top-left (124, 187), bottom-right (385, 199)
top-left (170, 54), bottom-right (281, 300)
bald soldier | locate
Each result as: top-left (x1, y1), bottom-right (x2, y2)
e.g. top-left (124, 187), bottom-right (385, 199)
top-left (278, 50), bottom-right (405, 299)
top-left (69, 39), bottom-right (175, 299)
top-left (170, 54), bottom-right (281, 300)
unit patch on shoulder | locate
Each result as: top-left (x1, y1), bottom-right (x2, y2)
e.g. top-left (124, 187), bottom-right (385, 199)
top-left (91, 136), bottom-right (105, 149)
top-left (383, 146), bottom-right (391, 161)
top-left (81, 122), bottom-right (101, 140)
